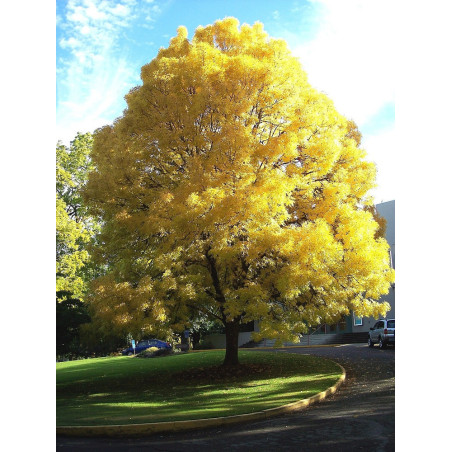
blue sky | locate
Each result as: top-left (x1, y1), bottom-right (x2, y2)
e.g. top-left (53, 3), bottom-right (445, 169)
top-left (56, 0), bottom-right (395, 202)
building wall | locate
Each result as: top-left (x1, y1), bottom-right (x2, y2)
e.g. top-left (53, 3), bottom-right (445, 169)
top-left (352, 200), bottom-right (395, 332)
top-left (202, 332), bottom-right (254, 349)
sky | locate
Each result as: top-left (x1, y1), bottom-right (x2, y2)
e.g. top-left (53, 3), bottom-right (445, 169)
top-left (56, 0), bottom-right (395, 202)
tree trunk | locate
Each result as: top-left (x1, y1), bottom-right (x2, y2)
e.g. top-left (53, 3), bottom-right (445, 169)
top-left (192, 330), bottom-right (200, 349)
top-left (223, 318), bottom-right (240, 367)
top-left (205, 248), bottom-right (240, 367)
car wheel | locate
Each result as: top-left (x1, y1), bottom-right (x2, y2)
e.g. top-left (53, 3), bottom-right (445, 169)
top-left (378, 338), bottom-right (386, 349)
top-left (127, 351), bottom-right (133, 356)
top-left (368, 337), bottom-right (374, 348)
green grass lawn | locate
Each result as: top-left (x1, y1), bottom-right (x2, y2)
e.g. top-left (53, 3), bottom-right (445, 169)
top-left (56, 350), bottom-right (342, 426)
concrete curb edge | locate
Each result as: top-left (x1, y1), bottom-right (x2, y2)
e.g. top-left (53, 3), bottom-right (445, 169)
top-left (57, 363), bottom-right (346, 438)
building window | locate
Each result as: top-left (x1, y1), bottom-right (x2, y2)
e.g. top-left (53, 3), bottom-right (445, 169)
top-left (354, 315), bottom-right (363, 326)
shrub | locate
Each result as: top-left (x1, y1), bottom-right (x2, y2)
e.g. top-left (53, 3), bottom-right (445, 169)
top-left (239, 340), bottom-right (261, 348)
top-left (175, 343), bottom-right (189, 352)
top-left (193, 341), bottom-right (214, 350)
top-left (136, 347), bottom-right (159, 358)
top-left (152, 348), bottom-right (173, 357)
top-left (137, 347), bottom-right (173, 358)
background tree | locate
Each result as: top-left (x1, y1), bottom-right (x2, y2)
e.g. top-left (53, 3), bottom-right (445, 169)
top-left (56, 132), bottom-right (97, 300)
top-left (56, 133), bottom-right (105, 356)
top-left (56, 291), bottom-right (91, 357)
top-left (84, 18), bottom-right (394, 366)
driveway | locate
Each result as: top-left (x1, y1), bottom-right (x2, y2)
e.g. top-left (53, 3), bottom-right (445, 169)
top-left (56, 344), bottom-right (395, 451)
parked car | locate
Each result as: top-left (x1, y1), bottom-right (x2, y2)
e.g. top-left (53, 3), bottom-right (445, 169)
top-left (368, 319), bottom-right (395, 349)
top-left (121, 339), bottom-right (172, 356)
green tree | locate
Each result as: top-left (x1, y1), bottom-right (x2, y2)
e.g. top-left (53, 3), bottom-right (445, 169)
top-left (84, 18), bottom-right (394, 366)
top-left (56, 291), bottom-right (91, 357)
top-left (56, 132), bottom-right (115, 357)
top-left (56, 132), bottom-right (97, 301)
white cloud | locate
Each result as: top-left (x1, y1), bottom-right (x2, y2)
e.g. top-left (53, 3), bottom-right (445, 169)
top-left (110, 3), bottom-right (130, 17)
top-left (57, 0), bottom-right (160, 144)
top-left (80, 24), bottom-right (91, 35)
top-left (59, 36), bottom-right (81, 49)
top-left (57, 53), bottom-right (134, 143)
top-left (85, 2), bottom-right (107, 20)
top-left (292, 0), bottom-right (395, 127)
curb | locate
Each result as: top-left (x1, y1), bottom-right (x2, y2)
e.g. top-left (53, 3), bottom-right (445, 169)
top-left (57, 363), bottom-right (346, 438)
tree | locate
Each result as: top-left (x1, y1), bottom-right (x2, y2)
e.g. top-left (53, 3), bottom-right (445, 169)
top-left (364, 204), bottom-right (387, 240)
top-left (56, 132), bottom-right (97, 301)
top-left (56, 291), bottom-right (91, 357)
top-left (84, 18), bottom-right (394, 366)
top-left (57, 133), bottom-right (101, 356)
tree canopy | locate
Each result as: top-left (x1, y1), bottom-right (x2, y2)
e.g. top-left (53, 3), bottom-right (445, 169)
top-left (56, 132), bottom-right (97, 301)
top-left (84, 18), bottom-right (394, 365)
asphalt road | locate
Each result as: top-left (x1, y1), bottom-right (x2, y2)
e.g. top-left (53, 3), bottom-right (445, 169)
top-left (56, 344), bottom-right (395, 451)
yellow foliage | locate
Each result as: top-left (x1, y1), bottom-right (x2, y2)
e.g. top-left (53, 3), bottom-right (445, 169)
top-left (84, 18), bottom-right (394, 342)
